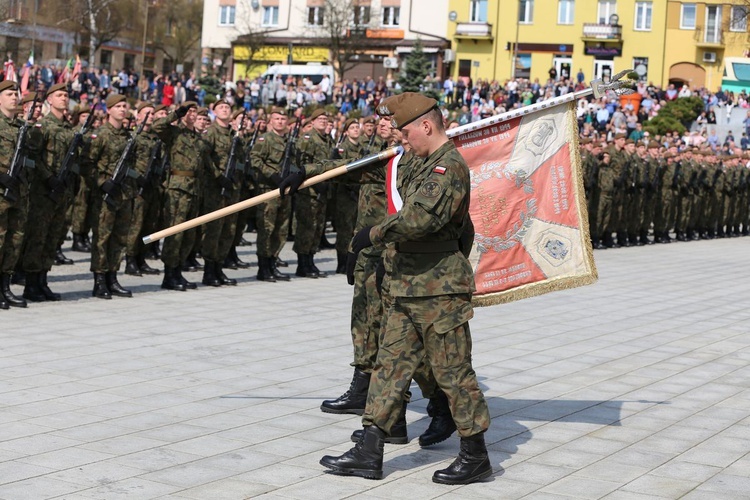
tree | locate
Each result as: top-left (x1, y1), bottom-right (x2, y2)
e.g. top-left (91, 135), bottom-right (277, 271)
top-left (309, 0), bottom-right (371, 82)
top-left (150, 0), bottom-right (204, 73)
top-left (398, 39), bottom-right (431, 94)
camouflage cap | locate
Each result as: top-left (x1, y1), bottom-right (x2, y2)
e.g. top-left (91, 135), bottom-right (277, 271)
top-left (105, 93), bottom-right (127, 108)
top-left (46, 82), bottom-right (68, 96)
top-left (0, 80), bottom-right (18, 93)
top-left (388, 92), bottom-right (438, 130)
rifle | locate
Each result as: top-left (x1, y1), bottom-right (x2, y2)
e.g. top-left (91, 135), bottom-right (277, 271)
top-left (137, 140), bottom-right (162, 197)
top-left (671, 160), bottom-right (682, 190)
top-left (651, 160), bottom-right (663, 192)
top-left (585, 155), bottom-right (599, 193)
top-left (221, 111), bottom-right (246, 198)
top-left (49, 110), bottom-right (96, 203)
top-left (102, 112), bottom-right (149, 207)
top-left (330, 130), bottom-right (346, 160)
top-left (242, 126), bottom-right (260, 188)
top-left (362, 130), bottom-right (377, 156)
top-left (2, 93), bottom-right (41, 202)
top-left (280, 118), bottom-right (302, 179)
top-left (688, 167), bottom-right (699, 194)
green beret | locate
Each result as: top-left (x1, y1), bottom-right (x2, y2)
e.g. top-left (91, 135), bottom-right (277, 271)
top-left (137, 102), bottom-right (155, 113)
top-left (154, 104), bottom-right (168, 114)
top-left (308, 108), bottom-right (329, 122)
top-left (21, 92), bottom-right (41, 104)
top-left (376, 96), bottom-right (396, 117)
top-left (182, 101), bottom-right (198, 109)
top-left (105, 93), bottom-right (127, 108)
top-left (388, 92), bottom-right (438, 130)
top-left (196, 107), bottom-right (209, 117)
top-left (46, 83), bottom-right (68, 96)
top-left (0, 80), bottom-right (18, 93)
top-left (362, 116), bottom-right (376, 125)
top-left (232, 108), bottom-right (245, 120)
top-left (343, 118), bottom-right (359, 132)
top-left (214, 99), bottom-right (230, 109)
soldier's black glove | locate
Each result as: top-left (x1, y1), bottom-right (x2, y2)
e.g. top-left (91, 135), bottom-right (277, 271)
top-left (351, 226), bottom-right (374, 254)
top-left (269, 173), bottom-right (283, 187)
top-left (313, 182), bottom-right (329, 196)
top-left (101, 179), bottom-right (121, 197)
top-left (46, 176), bottom-right (64, 193)
top-left (345, 252), bottom-right (357, 285)
top-left (375, 259), bottom-right (385, 295)
top-left (218, 175), bottom-right (234, 190)
top-left (136, 175), bottom-right (148, 189)
top-left (175, 104), bottom-right (191, 119)
top-left (278, 168), bottom-right (306, 198)
top-left (0, 173), bottom-right (19, 191)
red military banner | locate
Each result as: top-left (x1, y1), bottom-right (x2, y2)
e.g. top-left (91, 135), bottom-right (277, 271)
top-left (451, 101), bottom-right (597, 306)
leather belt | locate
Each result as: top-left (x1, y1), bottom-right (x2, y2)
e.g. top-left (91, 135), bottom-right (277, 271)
top-left (396, 240), bottom-right (459, 253)
top-left (170, 169), bottom-right (195, 177)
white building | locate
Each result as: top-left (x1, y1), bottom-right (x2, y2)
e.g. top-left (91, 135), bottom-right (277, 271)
top-left (201, 0), bottom-right (450, 82)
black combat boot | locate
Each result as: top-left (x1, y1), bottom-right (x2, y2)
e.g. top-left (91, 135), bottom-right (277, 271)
top-left (146, 242), bottom-right (161, 260)
top-left (137, 255), bottom-right (160, 275)
top-left (319, 233), bottom-right (336, 249)
top-left (351, 404), bottom-right (408, 445)
top-left (55, 247), bottom-right (74, 265)
top-left (125, 256), bottom-right (142, 276)
top-left (336, 251), bottom-right (347, 274)
top-left (1, 273), bottom-right (26, 308)
top-left (419, 391), bottom-right (457, 447)
top-left (309, 254), bottom-right (326, 278)
top-left (23, 272), bottom-right (47, 302)
top-left (256, 257), bottom-right (276, 282)
top-left (432, 433), bottom-right (493, 485)
top-left (177, 267), bottom-right (197, 289)
top-left (216, 262), bottom-right (237, 286)
top-left (617, 231), bottom-right (630, 247)
top-left (640, 230), bottom-right (653, 245)
top-left (72, 233), bottom-right (91, 252)
top-left (92, 273), bottom-right (112, 299)
top-left (270, 258), bottom-right (290, 281)
top-left (0, 290), bottom-right (8, 309)
top-left (225, 247), bottom-right (250, 269)
top-left (183, 251), bottom-right (202, 272)
top-left (321, 368), bottom-right (370, 415)
top-left (275, 257), bottom-right (288, 267)
top-left (320, 425), bottom-right (385, 479)
top-left (295, 253), bottom-right (317, 278)
top-left (106, 271), bottom-right (132, 297)
top-left (629, 233), bottom-right (643, 246)
top-left (201, 260), bottom-right (222, 287)
top-left (161, 267), bottom-right (187, 291)
top-left (11, 268), bottom-right (25, 285)
top-left (39, 271), bottom-right (61, 301)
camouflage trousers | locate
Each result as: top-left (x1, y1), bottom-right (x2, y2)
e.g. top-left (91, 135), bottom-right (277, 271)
top-left (161, 189), bottom-right (199, 269)
top-left (233, 184), bottom-right (255, 247)
top-left (334, 184), bottom-right (359, 254)
top-left (201, 185), bottom-right (239, 262)
top-left (640, 191), bottom-right (656, 234)
top-left (126, 187), bottom-right (161, 257)
top-left (255, 190), bottom-right (290, 259)
top-left (675, 193), bottom-right (692, 233)
top-left (0, 186), bottom-right (29, 274)
top-left (23, 185), bottom-right (71, 273)
top-left (626, 190), bottom-right (643, 236)
top-left (362, 293), bottom-right (489, 438)
top-left (350, 253), bottom-right (382, 372)
top-left (292, 192), bottom-right (326, 255)
top-left (654, 190), bottom-right (676, 234)
top-left (595, 191), bottom-right (612, 237)
top-left (71, 176), bottom-right (94, 236)
top-left (91, 195), bottom-right (133, 273)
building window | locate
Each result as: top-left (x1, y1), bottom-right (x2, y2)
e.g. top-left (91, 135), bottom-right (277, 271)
top-left (308, 6), bottom-right (324, 26)
top-left (705, 5), bottom-right (722, 43)
top-left (519, 0), bottom-right (533, 23)
top-left (263, 6), bottom-right (279, 26)
top-left (219, 5), bottom-right (235, 26)
top-left (598, 0), bottom-right (616, 24)
top-left (100, 49), bottom-right (112, 71)
top-left (680, 3), bottom-right (696, 29)
top-left (730, 6), bottom-right (747, 32)
top-left (634, 2), bottom-right (652, 31)
top-left (352, 5), bottom-right (370, 26)
top-left (558, 0), bottom-right (574, 25)
top-left (382, 6), bottom-right (400, 26)
top-left (470, 0), bottom-right (487, 23)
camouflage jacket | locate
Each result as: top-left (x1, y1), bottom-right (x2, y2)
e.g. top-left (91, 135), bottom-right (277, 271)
top-left (134, 129), bottom-right (161, 177)
top-left (0, 112), bottom-right (42, 186)
top-left (297, 128), bottom-right (331, 198)
top-left (151, 111), bottom-right (209, 196)
top-left (39, 112), bottom-right (76, 182)
top-left (359, 133), bottom-right (383, 154)
top-left (88, 121), bottom-right (138, 199)
top-left (250, 129), bottom-right (288, 191)
top-left (370, 140), bottom-right (475, 298)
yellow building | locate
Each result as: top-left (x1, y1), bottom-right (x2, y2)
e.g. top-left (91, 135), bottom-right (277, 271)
top-left (664, 1), bottom-right (750, 91)
top-left (446, 0), bottom-right (750, 88)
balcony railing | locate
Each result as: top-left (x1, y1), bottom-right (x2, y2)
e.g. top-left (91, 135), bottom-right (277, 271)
top-left (582, 23), bottom-right (622, 40)
top-left (455, 22), bottom-right (493, 38)
top-left (694, 25), bottom-right (724, 47)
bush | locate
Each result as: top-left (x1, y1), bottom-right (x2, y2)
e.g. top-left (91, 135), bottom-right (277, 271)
top-left (643, 96), bottom-right (703, 136)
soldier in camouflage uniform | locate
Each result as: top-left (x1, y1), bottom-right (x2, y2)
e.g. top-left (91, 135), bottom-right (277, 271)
top-left (333, 118), bottom-right (363, 273)
top-left (86, 94), bottom-right (140, 299)
top-left (654, 150), bottom-right (678, 243)
top-left (152, 101), bottom-right (208, 291)
top-left (70, 105), bottom-right (95, 253)
top-left (595, 150), bottom-right (615, 248)
top-left (124, 103), bottom-right (161, 277)
top-left (358, 116), bottom-right (381, 153)
top-left (0, 81), bottom-right (39, 309)
top-left (294, 109), bottom-right (331, 278)
top-left (316, 93), bottom-right (491, 485)
top-left (249, 108), bottom-right (292, 282)
top-left (22, 84), bottom-right (76, 302)
top-left (199, 101), bottom-right (242, 287)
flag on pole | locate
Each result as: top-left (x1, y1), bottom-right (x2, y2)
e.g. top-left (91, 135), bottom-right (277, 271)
top-left (71, 55), bottom-right (81, 81)
top-left (3, 58), bottom-right (16, 82)
top-left (20, 51), bottom-right (33, 94)
top-left (452, 101), bottom-right (597, 306)
top-left (57, 58), bottom-right (73, 84)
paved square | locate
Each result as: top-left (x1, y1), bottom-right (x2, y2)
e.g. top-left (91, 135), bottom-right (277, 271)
top-left (0, 236), bottom-right (748, 499)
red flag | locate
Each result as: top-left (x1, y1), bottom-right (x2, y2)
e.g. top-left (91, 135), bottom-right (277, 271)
top-left (71, 55), bottom-right (81, 81)
top-left (57, 58), bottom-right (72, 84)
top-left (3, 59), bottom-right (16, 82)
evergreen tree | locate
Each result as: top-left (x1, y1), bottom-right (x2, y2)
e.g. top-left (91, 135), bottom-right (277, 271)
top-left (398, 39), bottom-right (434, 96)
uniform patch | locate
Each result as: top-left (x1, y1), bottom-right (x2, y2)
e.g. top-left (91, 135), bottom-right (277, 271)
top-left (338, 148), bottom-right (344, 153)
top-left (257, 136), bottom-right (264, 141)
top-left (303, 134), bottom-right (310, 139)
top-left (433, 166), bottom-right (446, 175)
top-left (91, 134), bottom-right (98, 139)
top-left (420, 181), bottom-right (442, 198)
top-left (34, 123), bottom-right (43, 128)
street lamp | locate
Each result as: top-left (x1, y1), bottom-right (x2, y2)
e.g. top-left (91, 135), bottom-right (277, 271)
top-left (140, 0), bottom-right (151, 75)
